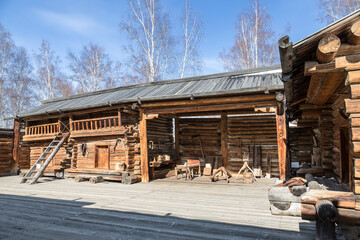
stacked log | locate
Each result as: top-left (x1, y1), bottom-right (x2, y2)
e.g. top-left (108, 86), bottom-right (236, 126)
top-left (227, 115), bottom-right (278, 176)
top-left (301, 190), bottom-right (360, 226)
top-left (0, 129), bottom-right (13, 175)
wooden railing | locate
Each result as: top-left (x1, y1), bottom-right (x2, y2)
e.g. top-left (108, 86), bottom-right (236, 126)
top-left (26, 122), bottom-right (60, 136)
top-left (71, 116), bottom-right (120, 132)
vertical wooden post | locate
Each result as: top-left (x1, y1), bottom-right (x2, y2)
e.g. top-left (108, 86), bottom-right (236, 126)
top-left (139, 109), bottom-right (149, 183)
top-left (69, 115), bottom-right (73, 131)
top-left (276, 102), bottom-right (287, 180)
top-left (118, 108), bottom-right (122, 127)
top-left (12, 120), bottom-right (21, 174)
top-left (58, 118), bottom-right (61, 133)
top-left (221, 112), bottom-right (228, 168)
top-left (174, 117), bottom-right (180, 161)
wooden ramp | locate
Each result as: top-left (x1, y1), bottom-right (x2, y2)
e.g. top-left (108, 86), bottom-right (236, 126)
top-left (0, 176), bottom-right (315, 239)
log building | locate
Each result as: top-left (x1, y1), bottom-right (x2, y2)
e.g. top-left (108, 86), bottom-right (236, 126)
top-left (10, 65), bottom-right (286, 183)
top-left (277, 9), bottom-right (360, 237)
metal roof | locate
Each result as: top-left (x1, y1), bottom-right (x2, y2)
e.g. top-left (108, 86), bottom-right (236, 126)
top-left (19, 65), bottom-right (283, 118)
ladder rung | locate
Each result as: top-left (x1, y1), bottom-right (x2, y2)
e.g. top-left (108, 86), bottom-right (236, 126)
top-left (23, 177), bottom-right (33, 180)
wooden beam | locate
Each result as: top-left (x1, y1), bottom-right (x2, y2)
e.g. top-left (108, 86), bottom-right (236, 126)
top-left (301, 190), bottom-right (356, 209)
top-left (276, 104), bottom-right (287, 180)
top-left (145, 114), bottom-right (159, 120)
top-left (140, 94), bottom-right (277, 108)
top-left (316, 34), bottom-right (340, 63)
top-left (139, 109), bottom-right (149, 183)
top-left (307, 74), bottom-right (326, 103)
top-left (11, 120), bottom-right (20, 174)
top-left (345, 99), bottom-right (360, 113)
top-left (175, 117), bottom-right (180, 161)
top-left (347, 71), bottom-right (360, 85)
top-left (347, 20), bottom-right (360, 45)
top-left (305, 54), bottom-right (360, 76)
top-left (145, 101), bottom-right (275, 114)
top-left (221, 113), bottom-right (228, 168)
top-left (313, 72), bottom-right (346, 105)
top-left (299, 104), bottom-right (332, 110)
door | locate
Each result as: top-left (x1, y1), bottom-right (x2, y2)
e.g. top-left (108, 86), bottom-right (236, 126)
top-left (95, 145), bottom-right (109, 169)
top-left (340, 127), bottom-right (350, 184)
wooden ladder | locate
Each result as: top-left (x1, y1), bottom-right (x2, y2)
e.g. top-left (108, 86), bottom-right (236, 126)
top-left (20, 133), bottom-right (70, 184)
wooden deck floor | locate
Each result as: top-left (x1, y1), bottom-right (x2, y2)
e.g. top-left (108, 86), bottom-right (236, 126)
top-left (0, 176), bottom-right (315, 240)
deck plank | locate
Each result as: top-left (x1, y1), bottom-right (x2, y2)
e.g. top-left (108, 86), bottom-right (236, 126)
top-left (0, 176), bottom-right (315, 239)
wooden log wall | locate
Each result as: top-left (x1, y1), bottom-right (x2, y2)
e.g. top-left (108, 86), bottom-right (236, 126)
top-left (227, 115), bottom-right (279, 177)
top-left (346, 70), bottom-right (360, 194)
top-left (71, 112), bottom-right (141, 175)
top-left (289, 119), bottom-right (317, 170)
top-left (319, 111), bottom-right (334, 174)
top-left (18, 130), bottom-right (30, 170)
top-left (179, 118), bottom-right (221, 165)
top-left (178, 114), bottom-right (279, 176)
top-left (30, 142), bottom-right (70, 172)
top-left (147, 115), bottom-right (175, 179)
top-left (147, 115), bottom-right (174, 162)
top-left (0, 129), bottom-right (13, 175)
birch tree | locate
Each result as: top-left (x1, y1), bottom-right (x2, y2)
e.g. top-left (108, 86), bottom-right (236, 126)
top-left (6, 47), bottom-right (34, 119)
top-left (68, 43), bottom-right (121, 93)
top-left (120, 0), bottom-right (173, 83)
top-left (0, 24), bottom-right (14, 127)
top-left (318, 0), bottom-right (360, 24)
top-left (34, 40), bottom-right (63, 100)
top-left (179, 0), bottom-right (202, 78)
top-left (220, 0), bottom-right (278, 70)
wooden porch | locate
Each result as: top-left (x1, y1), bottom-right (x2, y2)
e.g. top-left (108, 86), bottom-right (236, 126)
top-left (0, 175), bottom-right (315, 239)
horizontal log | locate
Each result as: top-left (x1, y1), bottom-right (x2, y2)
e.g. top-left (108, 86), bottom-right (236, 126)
top-left (350, 84), bottom-right (360, 99)
top-left (345, 99), bottom-right (360, 113)
top-left (141, 94), bottom-right (276, 108)
top-left (301, 190), bottom-right (356, 209)
top-left (145, 101), bottom-right (276, 114)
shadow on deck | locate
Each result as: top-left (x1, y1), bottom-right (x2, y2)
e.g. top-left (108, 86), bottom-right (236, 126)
top-left (0, 193), bottom-right (314, 240)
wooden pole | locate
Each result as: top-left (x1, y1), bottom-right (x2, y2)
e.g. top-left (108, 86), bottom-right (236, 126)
top-left (139, 109), bottom-right (149, 183)
top-left (174, 117), bottom-right (180, 161)
top-left (221, 112), bottom-right (228, 168)
top-left (12, 120), bottom-right (21, 174)
top-left (276, 102), bottom-right (287, 180)
top-left (118, 108), bottom-right (121, 127)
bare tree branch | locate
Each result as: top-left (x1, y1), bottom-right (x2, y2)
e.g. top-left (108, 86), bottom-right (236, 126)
top-left (219, 0), bottom-right (278, 71)
top-left (120, 0), bottom-right (174, 83)
top-left (68, 43), bottom-right (122, 93)
top-left (318, 0), bottom-right (360, 24)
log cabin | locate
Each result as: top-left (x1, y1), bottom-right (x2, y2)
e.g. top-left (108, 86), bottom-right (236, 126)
top-left (278, 9), bottom-right (360, 238)
top-left (10, 65), bottom-right (287, 183)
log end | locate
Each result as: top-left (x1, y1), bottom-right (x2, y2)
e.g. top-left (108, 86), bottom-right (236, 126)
top-left (316, 34), bottom-right (341, 63)
top-left (348, 20), bottom-right (360, 45)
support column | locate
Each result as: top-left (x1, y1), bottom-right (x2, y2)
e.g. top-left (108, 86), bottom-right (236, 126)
top-left (221, 112), bottom-right (228, 168)
top-left (12, 120), bottom-right (21, 175)
top-left (139, 109), bottom-right (149, 183)
top-left (174, 117), bottom-right (180, 161)
top-left (276, 93), bottom-right (287, 180)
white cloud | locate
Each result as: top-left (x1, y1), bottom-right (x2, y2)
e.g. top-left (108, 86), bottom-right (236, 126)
top-left (34, 9), bottom-right (102, 36)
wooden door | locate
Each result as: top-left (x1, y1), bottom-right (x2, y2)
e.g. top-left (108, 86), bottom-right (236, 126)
top-left (340, 127), bottom-right (350, 184)
top-left (95, 145), bottom-right (109, 169)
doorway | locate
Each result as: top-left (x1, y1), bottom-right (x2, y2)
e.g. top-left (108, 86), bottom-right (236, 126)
top-left (340, 127), bottom-right (350, 184)
top-left (95, 145), bottom-right (109, 169)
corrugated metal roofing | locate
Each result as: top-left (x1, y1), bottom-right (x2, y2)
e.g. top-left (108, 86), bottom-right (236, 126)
top-left (19, 65), bottom-right (283, 118)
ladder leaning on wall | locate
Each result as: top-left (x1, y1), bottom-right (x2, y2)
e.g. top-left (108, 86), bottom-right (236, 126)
top-left (20, 132), bottom-right (70, 184)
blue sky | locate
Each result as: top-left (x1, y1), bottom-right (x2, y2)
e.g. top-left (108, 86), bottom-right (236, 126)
top-left (0, 0), bottom-right (324, 76)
